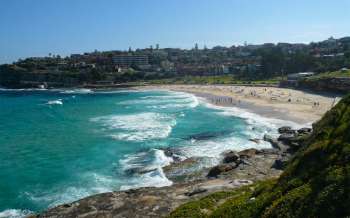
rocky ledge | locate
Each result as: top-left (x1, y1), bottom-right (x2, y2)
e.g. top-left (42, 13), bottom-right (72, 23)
top-left (34, 126), bottom-right (311, 218)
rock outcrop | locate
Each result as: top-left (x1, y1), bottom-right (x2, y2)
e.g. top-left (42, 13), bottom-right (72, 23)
top-left (222, 151), bottom-right (240, 164)
top-left (36, 118), bottom-right (321, 217)
top-left (170, 94), bottom-right (350, 218)
top-left (298, 77), bottom-right (350, 93)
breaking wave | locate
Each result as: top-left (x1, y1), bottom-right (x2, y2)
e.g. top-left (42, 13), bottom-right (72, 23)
top-left (23, 172), bottom-right (116, 210)
top-left (119, 149), bottom-right (173, 190)
top-left (119, 92), bottom-right (199, 109)
top-left (91, 112), bottom-right (176, 141)
top-left (60, 88), bottom-right (93, 94)
top-left (0, 209), bottom-right (33, 218)
top-left (46, 99), bottom-right (63, 105)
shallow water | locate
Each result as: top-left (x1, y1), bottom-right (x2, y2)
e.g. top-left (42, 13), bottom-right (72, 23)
top-left (0, 89), bottom-right (296, 217)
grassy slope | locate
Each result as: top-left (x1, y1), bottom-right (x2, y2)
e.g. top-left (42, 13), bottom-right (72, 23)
top-left (170, 94), bottom-right (350, 218)
top-left (308, 70), bottom-right (350, 80)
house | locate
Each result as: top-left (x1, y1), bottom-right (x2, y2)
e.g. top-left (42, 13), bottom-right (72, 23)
top-left (112, 55), bottom-right (148, 67)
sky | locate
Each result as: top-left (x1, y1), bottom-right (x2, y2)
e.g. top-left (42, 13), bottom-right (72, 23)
top-left (0, 0), bottom-right (349, 64)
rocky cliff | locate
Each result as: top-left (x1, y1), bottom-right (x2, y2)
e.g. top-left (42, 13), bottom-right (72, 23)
top-left (298, 77), bottom-right (350, 93)
top-left (170, 94), bottom-right (350, 218)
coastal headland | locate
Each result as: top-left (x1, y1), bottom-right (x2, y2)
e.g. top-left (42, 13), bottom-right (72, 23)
top-left (33, 85), bottom-right (344, 217)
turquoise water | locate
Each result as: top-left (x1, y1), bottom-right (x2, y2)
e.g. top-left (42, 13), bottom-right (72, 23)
top-left (0, 88), bottom-right (291, 217)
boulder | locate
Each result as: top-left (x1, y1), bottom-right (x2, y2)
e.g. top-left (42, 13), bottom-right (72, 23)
top-left (163, 148), bottom-right (174, 157)
top-left (163, 147), bottom-right (182, 162)
top-left (207, 164), bottom-right (236, 178)
top-left (278, 133), bottom-right (297, 144)
top-left (184, 188), bottom-right (207, 197)
top-left (297, 127), bottom-right (312, 134)
top-left (222, 151), bottom-right (240, 164)
top-left (260, 148), bottom-right (280, 155)
top-left (162, 157), bottom-right (205, 182)
top-left (238, 148), bottom-right (260, 159)
top-left (124, 167), bottom-right (158, 175)
top-left (264, 134), bottom-right (285, 150)
top-left (278, 126), bottom-right (296, 134)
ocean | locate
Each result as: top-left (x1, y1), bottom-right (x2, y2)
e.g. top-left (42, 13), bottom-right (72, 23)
top-left (0, 88), bottom-right (298, 217)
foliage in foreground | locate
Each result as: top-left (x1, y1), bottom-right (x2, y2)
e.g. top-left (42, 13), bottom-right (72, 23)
top-left (170, 94), bottom-right (350, 218)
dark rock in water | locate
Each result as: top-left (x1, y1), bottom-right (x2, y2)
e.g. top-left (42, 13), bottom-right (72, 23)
top-left (162, 147), bottom-right (182, 162)
top-left (207, 164), bottom-right (237, 178)
top-left (184, 131), bottom-right (231, 141)
top-left (264, 134), bottom-right (285, 150)
top-left (163, 157), bottom-right (199, 173)
top-left (249, 138), bottom-right (260, 144)
top-left (162, 157), bottom-right (207, 183)
top-left (185, 188), bottom-right (207, 197)
top-left (297, 127), bottom-right (312, 134)
top-left (238, 148), bottom-right (261, 159)
top-left (279, 128), bottom-right (312, 151)
top-left (222, 151), bottom-right (240, 164)
top-left (163, 148), bottom-right (175, 157)
top-left (278, 126), bottom-right (296, 134)
top-left (278, 126), bottom-right (291, 133)
top-left (124, 167), bottom-right (158, 175)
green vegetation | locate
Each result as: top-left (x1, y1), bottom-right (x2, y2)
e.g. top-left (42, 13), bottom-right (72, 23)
top-left (147, 75), bottom-right (281, 85)
top-left (307, 69), bottom-right (350, 80)
top-left (170, 94), bottom-right (350, 218)
top-left (1, 37), bottom-right (349, 88)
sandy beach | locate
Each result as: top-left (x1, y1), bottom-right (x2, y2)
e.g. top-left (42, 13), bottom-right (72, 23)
top-left (138, 85), bottom-right (341, 124)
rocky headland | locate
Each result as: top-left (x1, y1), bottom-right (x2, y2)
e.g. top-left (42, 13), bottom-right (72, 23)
top-left (34, 125), bottom-right (311, 218)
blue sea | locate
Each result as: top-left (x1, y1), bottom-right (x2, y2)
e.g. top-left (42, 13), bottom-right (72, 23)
top-left (0, 88), bottom-right (297, 217)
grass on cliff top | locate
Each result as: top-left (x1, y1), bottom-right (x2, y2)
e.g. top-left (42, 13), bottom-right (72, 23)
top-left (308, 69), bottom-right (350, 80)
top-left (169, 94), bottom-right (350, 218)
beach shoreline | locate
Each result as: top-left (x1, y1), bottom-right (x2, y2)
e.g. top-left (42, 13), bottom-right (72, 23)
top-left (34, 86), bottom-right (329, 217)
top-left (135, 84), bottom-right (341, 124)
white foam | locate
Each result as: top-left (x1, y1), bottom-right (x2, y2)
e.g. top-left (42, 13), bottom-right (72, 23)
top-left (26, 186), bottom-right (91, 209)
top-left (24, 173), bottom-right (115, 209)
top-left (201, 99), bottom-right (307, 132)
top-left (97, 90), bottom-right (142, 94)
top-left (153, 149), bottom-right (174, 167)
top-left (0, 88), bottom-right (47, 91)
top-left (60, 88), bottom-right (93, 94)
top-left (119, 92), bottom-right (199, 109)
top-left (166, 97), bottom-right (309, 169)
top-left (119, 149), bottom-right (173, 190)
top-left (177, 133), bottom-right (272, 167)
top-left (92, 113), bottom-right (176, 141)
top-left (0, 209), bottom-right (33, 218)
top-left (46, 99), bottom-right (63, 105)
top-left (119, 168), bottom-right (173, 190)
